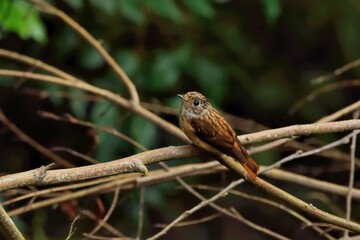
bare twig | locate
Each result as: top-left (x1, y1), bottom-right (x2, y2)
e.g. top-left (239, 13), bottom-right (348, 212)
top-left (88, 188), bottom-right (120, 236)
top-left (136, 187), bottom-right (145, 240)
top-left (51, 147), bottom-right (98, 164)
top-left (193, 185), bottom-right (335, 240)
top-left (312, 59), bottom-right (360, 84)
top-left (251, 100), bottom-right (360, 153)
top-left (84, 211), bottom-right (124, 237)
top-left (65, 210), bottom-right (85, 240)
top-left (0, 69), bottom-right (187, 141)
top-left (28, 0), bottom-right (140, 104)
top-left (148, 128), bottom-right (360, 238)
top-left (1, 118), bottom-right (359, 191)
top-left (0, 48), bottom-right (76, 81)
top-left (263, 169), bottom-right (360, 200)
top-left (344, 110), bottom-right (360, 238)
top-left (154, 213), bottom-right (222, 228)
top-left (0, 205), bottom-right (24, 240)
top-left (261, 131), bottom-right (359, 171)
top-left (240, 119), bottom-right (360, 145)
top-left (40, 111), bottom-right (147, 152)
top-left (0, 110), bottom-right (74, 168)
top-left (289, 80), bottom-right (360, 114)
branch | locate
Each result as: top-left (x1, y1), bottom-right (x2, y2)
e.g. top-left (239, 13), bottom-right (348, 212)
top-left (29, 0), bottom-right (140, 104)
top-left (0, 69), bottom-right (187, 141)
top-left (240, 119), bottom-right (360, 145)
top-left (344, 111), bottom-right (360, 238)
top-left (254, 177), bottom-right (360, 232)
top-left (263, 169), bottom-right (360, 199)
top-left (0, 119), bottom-right (359, 191)
top-left (0, 205), bottom-right (24, 240)
top-left (0, 110), bottom-right (75, 168)
top-left (248, 99), bottom-right (360, 153)
top-left (0, 48), bottom-right (75, 81)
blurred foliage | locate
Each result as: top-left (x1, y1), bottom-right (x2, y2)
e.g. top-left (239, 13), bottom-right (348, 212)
top-left (0, 0), bottom-right (359, 239)
top-left (0, 0), bottom-right (47, 43)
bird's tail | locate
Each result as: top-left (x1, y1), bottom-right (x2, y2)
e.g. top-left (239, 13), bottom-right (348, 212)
top-left (241, 156), bottom-right (259, 181)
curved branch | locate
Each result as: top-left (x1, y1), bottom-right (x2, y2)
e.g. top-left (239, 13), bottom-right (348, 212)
top-left (29, 0), bottom-right (140, 104)
top-left (240, 120), bottom-right (360, 145)
top-left (0, 69), bottom-right (187, 141)
top-left (0, 205), bottom-right (24, 240)
top-left (0, 118), bottom-right (359, 191)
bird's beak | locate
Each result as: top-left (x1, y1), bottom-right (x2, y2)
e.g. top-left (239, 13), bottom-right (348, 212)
top-left (177, 94), bottom-right (184, 100)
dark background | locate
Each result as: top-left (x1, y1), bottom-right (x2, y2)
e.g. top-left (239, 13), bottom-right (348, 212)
top-left (0, 0), bottom-right (359, 239)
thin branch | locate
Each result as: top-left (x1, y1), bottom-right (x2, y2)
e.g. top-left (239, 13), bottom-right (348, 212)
top-left (344, 110), bottom-right (360, 238)
top-left (253, 177), bottom-right (360, 230)
top-left (317, 100), bottom-right (360, 123)
top-left (88, 188), bottom-right (120, 236)
top-left (193, 185), bottom-right (335, 240)
top-left (163, 166), bottom-right (289, 239)
top-left (0, 69), bottom-right (187, 141)
top-left (0, 118), bottom-right (359, 191)
top-left (51, 146), bottom-right (98, 164)
top-left (148, 130), bottom-right (360, 238)
top-left (154, 213), bottom-right (222, 228)
top-left (261, 131), bottom-right (359, 171)
top-left (250, 100), bottom-right (360, 153)
top-left (0, 110), bottom-right (75, 168)
top-left (84, 211), bottom-right (125, 237)
top-left (289, 80), bottom-right (360, 114)
top-left (136, 187), bottom-right (145, 240)
top-left (312, 59), bottom-right (360, 84)
top-left (240, 119), bottom-right (360, 145)
top-left (263, 169), bottom-right (360, 200)
top-left (0, 48), bottom-right (76, 81)
top-left (65, 210), bottom-right (85, 240)
top-left (39, 111), bottom-right (147, 152)
top-left (29, 0), bottom-right (140, 104)
top-left (0, 205), bottom-right (24, 240)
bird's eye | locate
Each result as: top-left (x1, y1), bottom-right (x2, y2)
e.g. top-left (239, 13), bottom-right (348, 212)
top-left (193, 100), bottom-right (200, 106)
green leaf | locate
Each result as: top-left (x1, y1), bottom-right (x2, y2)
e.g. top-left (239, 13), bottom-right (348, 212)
top-left (69, 88), bottom-right (87, 119)
top-left (145, 45), bottom-right (190, 90)
top-left (91, 102), bottom-right (120, 161)
top-left (130, 115), bottom-right (157, 153)
top-left (64, 0), bottom-right (84, 10)
top-left (0, 0), bottom-right (47, 44)
top-left (251, 79), bottom-right (290, 109)
top-left (32, 210), bottom-right (48, 240)
top-left (89, 0), bottom-right (117, 14)
top-left (147, 52), bottom-right (179, 90)
top-left (80, 46), bottom-right (104, 69)
top-left (0, 76), bottom-right (18, 87)
top-left (223, 27), bottom-right (243, 54)
top-left (173, 44), bottom-right (191, 68)
top-left (336, 8), bottom-right (360, 62)
top-left (45, 84), bottom-right (64, 106)
top-left (184, 0), bottom-right (214, 18)
top-left (115, 50), bottom-right (140, 78)
top-left (253, 149), bottom-right (279, 165)
top-left (55, 28), bottom-right (79, 58)
top-left (144, 0), bottom-right (182, 23)
top-left (191, 57), bottom-right (227, 102)
top-left (260, 0), bottom-right (281, 25)
top-left (118, 0), bottom-right (145, 25)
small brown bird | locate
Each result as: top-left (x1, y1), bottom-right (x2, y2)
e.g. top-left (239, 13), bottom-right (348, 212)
top-left (178, 91), bottom-right (259, 180)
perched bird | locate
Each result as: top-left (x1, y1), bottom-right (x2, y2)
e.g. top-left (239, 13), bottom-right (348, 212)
top-left (178, 91), bottom-right (259, 180)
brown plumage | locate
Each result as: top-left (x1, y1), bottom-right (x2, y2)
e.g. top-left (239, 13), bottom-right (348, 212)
top-left (178, 91), bottom-right (259, 180)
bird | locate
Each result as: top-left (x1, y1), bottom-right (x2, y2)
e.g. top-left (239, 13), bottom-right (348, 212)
top-left (178, 91), bottom-right (259, 180)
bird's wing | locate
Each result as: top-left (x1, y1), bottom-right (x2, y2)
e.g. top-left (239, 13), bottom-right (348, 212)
top-left (190, 114), bottom-right (241, 159)
top-left (190, 114), bottom-right (259, 176)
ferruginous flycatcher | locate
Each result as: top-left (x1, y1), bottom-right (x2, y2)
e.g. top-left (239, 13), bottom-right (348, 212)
top-left (178, 91), bottom-right (259, 180)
